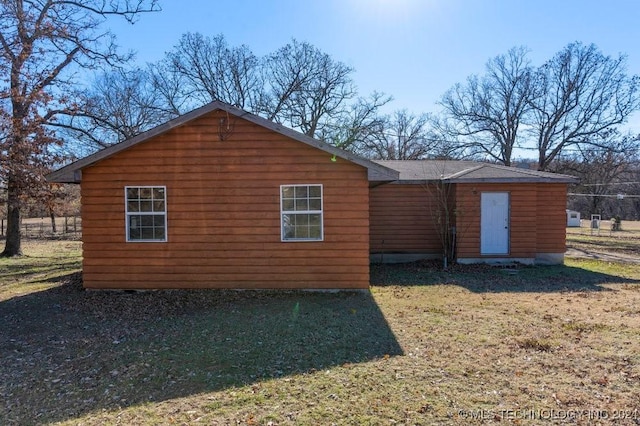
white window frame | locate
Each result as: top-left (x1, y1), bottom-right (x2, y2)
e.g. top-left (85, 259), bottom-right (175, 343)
top-left (125, 186), bottom-right (168, 242)
top-left (280, 184), bottom-right (324, 242)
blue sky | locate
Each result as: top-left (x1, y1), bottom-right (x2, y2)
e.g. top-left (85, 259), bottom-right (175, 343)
top-left (108, 0), bottom-right (640, 132)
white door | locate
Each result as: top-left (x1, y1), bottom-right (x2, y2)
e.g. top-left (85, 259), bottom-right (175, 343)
top-left (481, 192), bottom-right (509, 255)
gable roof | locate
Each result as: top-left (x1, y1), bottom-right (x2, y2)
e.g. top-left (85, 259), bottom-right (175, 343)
top-left (375, 160), bottom-right (578, 184)
top-left (48, 100), bottom-right (399, 183)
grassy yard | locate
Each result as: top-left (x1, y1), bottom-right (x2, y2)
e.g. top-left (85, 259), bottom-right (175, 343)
top-left (1, 239), bottom-right (640, 425)
top-left (566, 220), bottom-right (640, 260)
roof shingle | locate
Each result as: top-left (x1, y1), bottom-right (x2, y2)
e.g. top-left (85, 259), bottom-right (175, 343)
top-left (374, 160), bottom-right (578, 183)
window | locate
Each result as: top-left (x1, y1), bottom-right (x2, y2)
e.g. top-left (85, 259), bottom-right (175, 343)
top-left (281, 184), bottom-right (323, 241)
top-left (125, 186), bottom-right (167, 242)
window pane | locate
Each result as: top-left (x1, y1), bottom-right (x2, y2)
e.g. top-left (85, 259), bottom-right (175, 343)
top-left (153, 187), bottom-right (165, 200)
top-left (309, 225), bottom-right (321, 239)
top-left (309, 214), bottom-right (321, 225)
top-left (129, 215), bottom-right (139, 229)
top-left (284, 226), bottom-right (295, 239)
top-left (153, 200), bottom-right (165, 212)
top-left (154, 227), bottom-right (166, 240)
top-left (297, 214), bottom-right (309, 226)
top-left (295, 186), bottom-right (308, 198)
top-left (141, 228), bottom-right (154, 240)
top-left (282, 199), bottom-right (294, 211)
top-left (309, 186), bottom-right (321, 198)
top-left (295, 199), bottom-right (308, 211)
top-left (140, 188), bottom-right (152, 199)
top-left (309, 199), bottom-right (321, 211)
top-left (295, 225), bottom-right (309, 239)
top-left (283, 214), bottom-right (295, 239)
top-left (139, 200), bottom-right (153, 212)
top-left (127, 201), bottom-right (139, 212)
top-left (129, 227), bottom-right (141, 240)
top-left (282, 186), bottom-right (294, 198)
top-left (153, 215), bottom-right (165, 227)
top-left (140, 215), bottom-right (153, 227)
top-left (126, 187), bottom-right (139, 200)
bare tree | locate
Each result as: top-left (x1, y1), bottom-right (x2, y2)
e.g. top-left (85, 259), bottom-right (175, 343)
top-left (627, 160), bottom-right (640, 220)
top-left (261, 40), bottom-right (323, 122)
top-left (155, 36), bottom-right (357, 140)
top-left (42, 183), bottom-right (80, 233)
top-left (148, 58), bottom-right (190, 116)
top-left (0, 0), bottom-right (159, 256)
top-left (289, 54), bottom-right (355, 138)
top-left (551, 132), bottom-right (639, 217)
top-left (436, 43), bottom-right (640, 170)
top-left (439, 46), bottom-right (536, 166)
top-left (424, 114), bottom-right (475, 160)
top-left (263, 39), bottom-right (356, 138)
top-left (164, 32), bottom-right (262, 112)
top-left (362, 110), bottom-right (436, 160)
top-left (317, 91), bottom-right (391, 152)
top-left (60, 68), bottom-right (173, 153)
top-left (425, 180), bottom-right (457, 268)
top-left (530, 42), bottom-right (640, 170)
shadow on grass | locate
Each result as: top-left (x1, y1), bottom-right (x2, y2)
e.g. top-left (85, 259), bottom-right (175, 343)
top-left (0, 253), bottom-right (82, 284)
top-left (0, 274), bottom-right (402, 424)
top-left (371, 260), bottom-right (640, 293)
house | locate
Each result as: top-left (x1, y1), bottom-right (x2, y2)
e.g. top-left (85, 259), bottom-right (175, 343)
top-left (49, 101), bottom-right (576, 290)
top-left (49, 101), bottom-right (398, 290)
top-left (369, 161), bottom-right (577, 265)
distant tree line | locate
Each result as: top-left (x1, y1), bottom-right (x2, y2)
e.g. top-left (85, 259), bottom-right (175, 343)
top-left (549, 136), bottom-right (640, 220)
top-left (67, 38), bottom-right (640, 168)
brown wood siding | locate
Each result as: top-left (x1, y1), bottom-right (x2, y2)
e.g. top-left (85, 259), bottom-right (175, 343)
top-left (536, 184), bottom-right (568, 253)
top-left (369, 183), bottom-right (449, 254)
top-left (455, 183), bottom-right (568, 259)
top-left (452, 184), bottom-right (481, 258)
top-left (80, 110), bottom-right (370, 289)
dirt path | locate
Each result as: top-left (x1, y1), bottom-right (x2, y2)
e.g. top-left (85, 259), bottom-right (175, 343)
top-left (565, 247), bottom-right (640, 264)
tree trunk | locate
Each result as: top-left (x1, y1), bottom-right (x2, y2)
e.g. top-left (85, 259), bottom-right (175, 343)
top-left (2, 176), bottom-right (22, 257)
top-left (50, 209), bottom-right (57, 234)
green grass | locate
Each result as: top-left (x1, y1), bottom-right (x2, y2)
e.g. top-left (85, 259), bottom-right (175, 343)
top-left (0, 239), bottom-right (82, 299)
top-left (1, 240), bottom-right (640, 425)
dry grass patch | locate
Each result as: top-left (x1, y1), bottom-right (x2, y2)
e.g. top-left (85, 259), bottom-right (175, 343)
top-left (1, 241), bottom-right (640, 425)
top-left (567, 220), bottom-right (640, 260)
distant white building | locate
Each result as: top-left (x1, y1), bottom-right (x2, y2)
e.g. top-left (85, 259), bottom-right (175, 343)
top-left (566, 210), bottom-right (581, 227)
